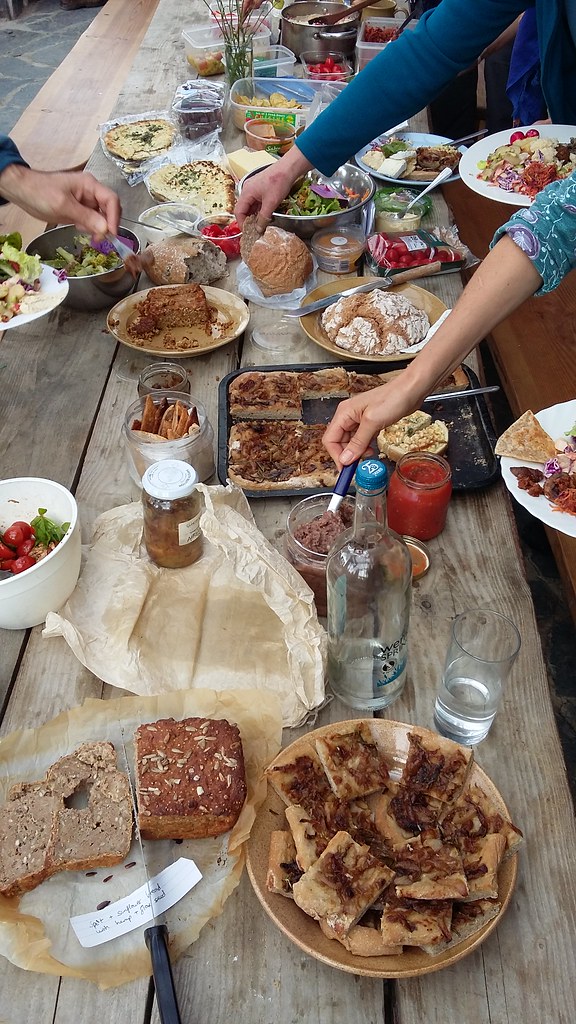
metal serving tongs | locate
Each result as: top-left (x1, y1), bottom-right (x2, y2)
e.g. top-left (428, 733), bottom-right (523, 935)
top-left (327, 384), bottom-right (500, 512)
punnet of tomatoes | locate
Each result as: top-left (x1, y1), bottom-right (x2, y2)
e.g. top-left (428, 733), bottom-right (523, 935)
top-left (301, 53), bottom-right (351, 81)
top-left (365, 230), bottom-right (464, 274)
top-left (0, 508), bottom-right (69, 577)
top-left (199, 217), bottom-right (241, 259)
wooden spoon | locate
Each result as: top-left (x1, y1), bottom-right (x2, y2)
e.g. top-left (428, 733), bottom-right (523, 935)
top-left (310, 0), bottom-right (381, 28)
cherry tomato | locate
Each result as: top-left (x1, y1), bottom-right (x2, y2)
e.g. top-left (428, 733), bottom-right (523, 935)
top-left (1, 559), bottom-right (16, 572)
top-left (17, 537), bottom-right (36, 557)
top-left (510, 130), bottom-right (526, 143)
top-left (0, 541), bottom-right (14, 559)
top-left (524, 128), bottom-right (540, 138)
top-left (9, 520), bottom-right (34, 540)
top-left (12, 555), bottom-right (36, 574)
top-left (2, 525), bottom-right (24, 548)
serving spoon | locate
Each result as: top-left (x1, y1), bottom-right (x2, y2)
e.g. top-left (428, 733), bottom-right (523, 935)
top-left (311, 0), bottom-right (383, 27)
top-left (396, 165), bottom-right (453, 217)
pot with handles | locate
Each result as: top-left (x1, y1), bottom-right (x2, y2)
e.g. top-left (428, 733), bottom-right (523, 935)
top-left (280, 2), bottom-right (359, 59)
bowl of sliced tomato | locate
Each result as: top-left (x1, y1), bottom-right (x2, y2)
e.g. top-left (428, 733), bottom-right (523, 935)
top-left (198, 214), bottom-right (242, 260)
top-left (0, 478), bottom-right (81, 630)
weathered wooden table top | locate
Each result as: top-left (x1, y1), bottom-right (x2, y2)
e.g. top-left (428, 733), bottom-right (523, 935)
top-left (0, 1), bottom-right (575, 1022)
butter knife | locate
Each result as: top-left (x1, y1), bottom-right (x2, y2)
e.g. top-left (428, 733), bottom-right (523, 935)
top-left (285, 263), bottom-right (443, 318)
top-left (120, 736), bottom-right (182, 1024)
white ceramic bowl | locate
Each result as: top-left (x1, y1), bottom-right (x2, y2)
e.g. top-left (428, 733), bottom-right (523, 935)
top-left (0, 478), bottom-right (81, 630)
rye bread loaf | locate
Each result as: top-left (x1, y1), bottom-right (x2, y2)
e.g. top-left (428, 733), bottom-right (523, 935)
top-left (241, 216), bottom-right (313, 296)
top-left (0, 741), bottom-right (133, 899)
top-left (135, 717), bottom-right (247, 840)
top-left (142, 236), bottom-right (227, 286)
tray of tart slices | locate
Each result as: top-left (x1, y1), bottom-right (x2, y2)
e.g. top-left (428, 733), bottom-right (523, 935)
top-left (246, 719), bottom-right (521, 978)
top-left (217, 361), bottom-right (499, 497)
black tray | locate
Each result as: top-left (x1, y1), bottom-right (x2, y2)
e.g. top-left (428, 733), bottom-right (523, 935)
top-left (218, 361), bottom-right (499, 498)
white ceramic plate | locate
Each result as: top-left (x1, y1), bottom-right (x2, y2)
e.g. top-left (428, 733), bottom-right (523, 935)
top-left (106, 284), bottom-right (249, 358)
top-left (1, 264), bottom-right (69, 330)
top-left (355, 132), bottom-right (465, 186)
top-left (500, 399), bottom-right (576, 538)
top-left (458, 124), bottom-right (576, 207)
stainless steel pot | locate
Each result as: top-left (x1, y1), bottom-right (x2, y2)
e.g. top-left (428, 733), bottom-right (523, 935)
top-left (280, 2), bottom-right (359, 59)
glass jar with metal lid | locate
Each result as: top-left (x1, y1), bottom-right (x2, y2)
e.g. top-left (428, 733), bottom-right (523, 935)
top-left (142, 460), bottom-right (202, 568)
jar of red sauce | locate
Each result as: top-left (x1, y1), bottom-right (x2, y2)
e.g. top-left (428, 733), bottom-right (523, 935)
top-left (387, 452), bottom-right (452, 540)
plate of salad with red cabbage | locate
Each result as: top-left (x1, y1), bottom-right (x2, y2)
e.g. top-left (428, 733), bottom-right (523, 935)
top-left (0, 232), bottom-right (68, 328)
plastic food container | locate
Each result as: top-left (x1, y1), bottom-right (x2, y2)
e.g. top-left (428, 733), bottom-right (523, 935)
top-left (355, 17), bottom-right (417, 72)
top-left (171, 82), bottom-right (225, 141)
top-left (300, 51), bottom-right (353, 82)
top-left (253, 44), bottom-right (297, 78)
top-left (375, 200), bottom-right (425, 235)
top-left (122, 391), bottom-right (215, 486)
top-left (244, 118), bottom-right (298, 156)
top-left (197, 213), bottom-right (241, 260)
top-left (229, 77), bottom-right (326, 130)
top-left (310, 224), bottom-right (366, 274)
top-left (284, 495), bottom-right (355, 618)
top-left (182, 24), bottom-right (226, 76)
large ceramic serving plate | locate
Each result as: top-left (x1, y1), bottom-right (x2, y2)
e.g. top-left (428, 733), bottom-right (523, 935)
top-left (500, 399), bottom-right (576, 538)
top-left (355, 132), bottom-right (465, 186)
top-left (1, 264), bottom-right (68, 330)
top-left (106, 284), bottom-right (249, 357)
top-left (458, 124), bottom-right (576, 207)
top-left (246, 719), bottom-right (517, 978)
top-left (299, 277), bottom-right (447, 362)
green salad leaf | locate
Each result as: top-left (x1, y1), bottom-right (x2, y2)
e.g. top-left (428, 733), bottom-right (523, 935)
top-left (30, 508), bottom-right (70, 547)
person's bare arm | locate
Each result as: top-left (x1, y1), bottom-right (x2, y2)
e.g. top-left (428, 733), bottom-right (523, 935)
top-left (234, 145), bottom-right (313, 230)
top-left (0, 165), bottom-right (121, 236)
top-left (323, 234), bottom-right (543, 467)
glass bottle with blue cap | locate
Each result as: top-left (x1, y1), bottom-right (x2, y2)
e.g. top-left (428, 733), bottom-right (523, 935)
top-left (326, 458), bottom-right (412, 710)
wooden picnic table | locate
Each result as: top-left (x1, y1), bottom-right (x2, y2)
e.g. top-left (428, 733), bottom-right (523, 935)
top-left (0, 1), bottom-right (575, 1021)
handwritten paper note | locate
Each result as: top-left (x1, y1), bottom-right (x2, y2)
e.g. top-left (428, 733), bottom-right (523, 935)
top-left (70, 858), bottom-right (202, 948)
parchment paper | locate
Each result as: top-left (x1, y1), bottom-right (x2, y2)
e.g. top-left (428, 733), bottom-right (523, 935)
top-left (0, 688), bottom-right (282, 988)
top-left (44, 482), bottom-right (326, 728)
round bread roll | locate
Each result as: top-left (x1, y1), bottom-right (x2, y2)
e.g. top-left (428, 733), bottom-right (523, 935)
top-left (142, 236), bottom-right (226, 286)
top-left (241, 216), bottom-right (313, 297)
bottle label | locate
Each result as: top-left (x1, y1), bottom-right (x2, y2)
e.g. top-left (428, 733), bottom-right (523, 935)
top-left (374, 631), bottom-right (408, 688)
top-left (178, 513), bottom-right (202, 546)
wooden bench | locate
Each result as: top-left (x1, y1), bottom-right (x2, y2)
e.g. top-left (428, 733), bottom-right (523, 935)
top-left (0, 0), bottom-right (158, 244)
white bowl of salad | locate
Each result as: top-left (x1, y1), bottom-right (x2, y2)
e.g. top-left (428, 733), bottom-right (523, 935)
top-left (26, 224), bottom-right (140, 311)
top-left (0, 478), bottom-right (81, 630)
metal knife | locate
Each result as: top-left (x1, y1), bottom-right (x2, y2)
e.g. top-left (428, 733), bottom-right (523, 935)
top-left (285, 264), bottom-right (443, 318)
top-left (120, 737), bottom-right (183, 1024)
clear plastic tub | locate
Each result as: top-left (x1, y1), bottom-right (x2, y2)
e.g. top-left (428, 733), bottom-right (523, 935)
top-left (355, 17), bottom-right (417, 72)
top-left (310, 224), bottom-right (366, 274)
top-left (229, 77), bottom-right (335, 130)
top-left (182, 23), bottom-right (270, 77)
top-left (300, 51), bottom-right (353, 83)
top-left (253, 44), bottom-right (297, 78)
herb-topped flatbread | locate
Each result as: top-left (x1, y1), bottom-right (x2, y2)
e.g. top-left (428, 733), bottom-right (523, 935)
top-left (104, 119), bottom-right (176, 162)
top-left (147, 161), bottom-right (236, 213)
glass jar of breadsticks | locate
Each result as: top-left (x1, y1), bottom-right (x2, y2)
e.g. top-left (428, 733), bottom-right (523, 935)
top-left (142, 460), bottom-right (203, 568)
top-left (122, 390), bottom-right (215, 487)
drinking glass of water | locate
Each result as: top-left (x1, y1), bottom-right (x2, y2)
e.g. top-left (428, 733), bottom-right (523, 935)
top-left (434, 609), bottom-right (521, 745)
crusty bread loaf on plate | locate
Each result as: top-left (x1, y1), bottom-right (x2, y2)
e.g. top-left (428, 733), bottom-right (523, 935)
top-left (241, 216), bottom-right (313, 296)
top-left (0, 741), bottom-right (132, 899)
top-left (135, 717), bottom-right (247, 840)
top-left (142, 236), bottom-right (227, 286)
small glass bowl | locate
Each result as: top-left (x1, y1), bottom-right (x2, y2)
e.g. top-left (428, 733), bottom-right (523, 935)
top-left (197, 213), bottom-right (241, 259)
top-left (137, 362), bottom-right (191, 398)
top-left (374, 200), bottom-right (425, 235)
top-left (244, 118), bottom-right (298, 156)
top-left (284, 494), bottom-right (355, 618)
top-left (299, 51), bottom-right (353, 82)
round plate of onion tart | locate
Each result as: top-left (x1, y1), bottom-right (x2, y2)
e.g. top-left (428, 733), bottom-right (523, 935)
top-left (246, 719), bottom-right (520, 977)
top-left (298, 278), bottom-right (448, 363)
top-left (107, 282), bottom-right (249, 358)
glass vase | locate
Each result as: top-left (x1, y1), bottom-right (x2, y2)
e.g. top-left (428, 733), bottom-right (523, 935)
top-left (224, 38), bottom-right (253, 86)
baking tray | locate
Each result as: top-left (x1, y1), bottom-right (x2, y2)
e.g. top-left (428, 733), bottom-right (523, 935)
top-left (218, 361), bottom-right (499, 498)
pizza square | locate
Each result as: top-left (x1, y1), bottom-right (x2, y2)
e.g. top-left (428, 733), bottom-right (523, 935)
top-left (228, 370), bottom-right (301, 419)
top-left (369, 781), bottom-right (442, 847)
top-left (420, 898), bottom-right (501, 955)
top-left (297, 367), bottom-right (349, 399)
top-left (315, 723), bottom-right (390, 800)
top-left (228, 421), bottom-right (303, 490)
top-left (380, 890), bottom-right (453, 948)
top-left (292, 830), bottom-right (395, 937)
top-left (266, 744), bottom-right (333, 812)
top-left (320, 915), bottom-right (401, 957)
top-left (459, 833), bottom-right (506, 900)
top-left (401, 730), bottom-right (473, 803)
top-left (285, 803), bottom-right (333, 871)
top-left (394, 830), bottom-right (469, 900)
top-left (295, 423), bottom-right (338, 489)
top-left (440, 782), bottom-right (523, 860)
top-left (266, 830), bottom-right (303, 899)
